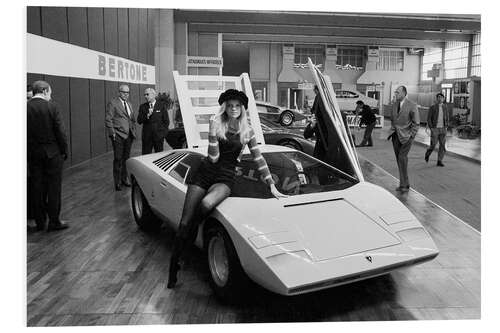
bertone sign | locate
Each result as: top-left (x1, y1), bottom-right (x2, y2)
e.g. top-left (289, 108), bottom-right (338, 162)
top-left (27, 33), bottom-right (155, 84)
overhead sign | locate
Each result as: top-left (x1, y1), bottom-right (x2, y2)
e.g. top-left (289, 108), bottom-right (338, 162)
top-left (27, 33), bottom-right (155, 84)
top-left (186, 56), bottom-right (223, 68)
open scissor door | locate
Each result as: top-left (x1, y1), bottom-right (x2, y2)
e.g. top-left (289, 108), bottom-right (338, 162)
top-left (173, 71), bottom-right (265, 149)
top-left (307, 58), bottom-right (364, 181)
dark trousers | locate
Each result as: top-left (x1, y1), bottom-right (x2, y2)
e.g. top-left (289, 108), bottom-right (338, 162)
top-left (30, 153), bottom-right (63, 228)
top-left (112, 134), bottom-right (133, 186)
top-left (426, 127), bottom-right (446, 162)
top-left (392, 134), bottom-right (414, 188)
top-left (142, 137), bottom-right (164, 155)
top-left (360, 121), bottom-right (376, 146)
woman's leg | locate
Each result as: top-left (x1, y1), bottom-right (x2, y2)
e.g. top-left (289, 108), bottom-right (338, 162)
top-left (168, 184), bottom-right (206, 288)
top-left (199, 183), bottom-right (231, 217)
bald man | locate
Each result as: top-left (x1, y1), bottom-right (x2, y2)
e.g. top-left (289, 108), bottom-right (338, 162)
top-left (389, 85), bottom-right (420, 193)
top-left (137, 88), bottom-right (170, 154)
top-left (105, 84), bottom-right (137, 191)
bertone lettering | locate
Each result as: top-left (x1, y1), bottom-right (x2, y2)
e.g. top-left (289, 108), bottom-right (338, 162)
top-left (98, 55), bottom-right (148, 82)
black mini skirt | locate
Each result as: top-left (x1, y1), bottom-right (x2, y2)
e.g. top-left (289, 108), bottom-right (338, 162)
top-left (186, 158), bottom-right (236, 191)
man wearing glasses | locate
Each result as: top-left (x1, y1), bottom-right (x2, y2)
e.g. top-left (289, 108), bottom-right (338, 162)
top-left (105, 84), bottom-right (137, 191)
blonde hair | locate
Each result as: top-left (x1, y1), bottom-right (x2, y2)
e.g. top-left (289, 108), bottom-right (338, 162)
top-left (213, 102), bottom-right (252, 145)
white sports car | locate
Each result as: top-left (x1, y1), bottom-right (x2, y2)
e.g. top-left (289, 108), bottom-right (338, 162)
top-left (127, 61), bottom-right (438, 298)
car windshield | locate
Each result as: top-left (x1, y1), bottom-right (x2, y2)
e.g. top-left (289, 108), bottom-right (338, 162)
top-left (259, 115), bottom-right (282, 130)
top-left (230, 151), bottom-right (358, 198)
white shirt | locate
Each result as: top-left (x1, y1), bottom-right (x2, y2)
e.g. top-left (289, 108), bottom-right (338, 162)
top-left (436, 103), bottom-right (444, 128)
top-left (121, 98), bottom-right (131, 117)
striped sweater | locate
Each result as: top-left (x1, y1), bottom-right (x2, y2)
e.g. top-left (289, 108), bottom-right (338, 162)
top-left (207, 129), bottom-right (275, 185)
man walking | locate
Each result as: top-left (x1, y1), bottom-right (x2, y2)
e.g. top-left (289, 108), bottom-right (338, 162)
top-left (137, 88), bottom-right (169, 154)
top-left (425, 93), bottom-right (449, 167)
top-left (27, 81), bottom-right (69, 231)
top-left (389, 86), bottom-right (420, 193)
top-left (105, 84), bottom-right (137, 191)
top-left (355, 100), bottom-right (376, 147)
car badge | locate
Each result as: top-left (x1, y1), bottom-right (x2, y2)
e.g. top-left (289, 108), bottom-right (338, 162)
top-left (365, 255), bottom-right (372, 263)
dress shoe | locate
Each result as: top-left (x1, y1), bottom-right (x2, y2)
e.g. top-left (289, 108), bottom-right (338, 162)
top-left (437, 161), bottom-right (445, 167)
top-left (400, 186), bottom-right (410, 193)
top-left (47, 221), bottom-right (69, 232)
top-left (425, 151), bottom-right (431, 163)
top-left (115, 184), bottom-right (122, 191)
top-left (395, 186), bottom-right (404, 191)
top-left (167, 262), bottom-right (180, 289)
top-left (122, 180), bottom-right (131, 187)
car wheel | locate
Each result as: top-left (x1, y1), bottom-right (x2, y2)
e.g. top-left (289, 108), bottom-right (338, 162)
top-left (206, 222), bottom-right (248, 300)
top-left (131, 178), bottom-right (161, 231)
top-left (279, 139), bottom-right (302, 151)
top-left (279, 110), bottom-right (294, 126)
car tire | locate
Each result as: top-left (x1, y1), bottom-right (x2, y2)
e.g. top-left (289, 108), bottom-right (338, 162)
top-left (206, 222), bottom-right (248, 301)
top-left (278, 139), bottom-right (302, 151)
top-left (279, 110), bottom-right (294, 126)
top-left (131, 178), bottom-right (161, 231)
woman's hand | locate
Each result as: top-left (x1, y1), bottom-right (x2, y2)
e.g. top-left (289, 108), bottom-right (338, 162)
top-left (270, 183), bottom-right (288, 199)
top-left (209, 116), bottom-right (217, 136)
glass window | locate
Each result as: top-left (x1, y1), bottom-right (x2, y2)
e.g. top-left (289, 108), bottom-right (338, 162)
top-left (169, 153), bottom-right (204, 184)
top-left (421, 47), bottom-right (442, 81)
top-left (444, 41), bottom-right (469, 79)
top-left (294, 45), bottom-right (325, 67)
top-left (337, 47), bottom-right (365, 68)
top-left (252, 81), bottom-right (268, 102)
top-left (378, 49), bottom-right (404, 71)
top-left (231, 151), bottom-right (358, 198)
top-left (471, 33), bottom-right (481, 77)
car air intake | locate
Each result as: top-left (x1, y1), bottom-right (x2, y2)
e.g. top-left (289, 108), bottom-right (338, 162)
top-left (153, 152), bottom-right (187, 172)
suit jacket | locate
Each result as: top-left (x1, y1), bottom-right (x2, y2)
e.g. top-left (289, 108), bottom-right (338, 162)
top-left (105, 97), bottom-right (137, 140)
top-left (358, 104), bottom-right (376, 125)
top-left (27, 97), bottom-right (68, 161)
top-left (427, 103), bottom-right (450, 128)
top-left (390, 98), bottom-right (420, 144)
top-left (137, 100), bottom-right (170, 142)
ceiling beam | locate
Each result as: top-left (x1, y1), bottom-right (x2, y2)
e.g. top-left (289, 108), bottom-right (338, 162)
top-left (189, 23), bottom-right (471, 42)
top-left (175, 10), bottom-right (480, 32)
top-left (222, 33), bottom-right (443, 48)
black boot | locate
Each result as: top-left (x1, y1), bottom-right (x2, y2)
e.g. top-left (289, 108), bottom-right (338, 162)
top-left (167, 258), bottom-right (180, 289)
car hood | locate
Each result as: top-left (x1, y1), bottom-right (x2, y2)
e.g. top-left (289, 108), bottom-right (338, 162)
top-left (216, 182), bottom-right (408, 261)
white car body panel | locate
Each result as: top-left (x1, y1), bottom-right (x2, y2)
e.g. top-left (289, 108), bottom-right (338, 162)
top-left (126, 66), bottom-right (438, 296)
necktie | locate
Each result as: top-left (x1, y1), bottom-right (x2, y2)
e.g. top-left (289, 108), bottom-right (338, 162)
top-left (397, 102), bottom-right (401, 115)
top-left (123, 101), bottom-right (129, 117)
top-left (149, 103), bottom-right (153, 110)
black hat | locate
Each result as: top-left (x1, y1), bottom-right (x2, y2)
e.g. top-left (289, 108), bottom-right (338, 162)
top-left (218, 89), bottom-right (249, 109)
top-left (356, 100), bottom-right (364, 105)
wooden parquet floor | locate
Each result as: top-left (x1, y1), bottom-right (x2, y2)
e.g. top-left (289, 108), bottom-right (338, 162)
top-left (27, 149), bottom-right (481, 326)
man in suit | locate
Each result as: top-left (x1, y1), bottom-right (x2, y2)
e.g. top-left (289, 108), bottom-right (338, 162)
top-left (425, 93), bottom-right (449, 167)
top-left (389, 85), bottom-right (420, 193)
top-left (137, 88), bottom-right (169, 154)
top-left (105, 84), bottom-right (137, 191)
top-left (27, 81), bottom-right (69, 231)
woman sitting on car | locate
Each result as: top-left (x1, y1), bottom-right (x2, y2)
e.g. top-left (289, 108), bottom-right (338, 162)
top-left (167, 89), bottom-right (287, 288)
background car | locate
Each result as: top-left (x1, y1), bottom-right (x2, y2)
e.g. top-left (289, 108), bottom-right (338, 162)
top-left (335, 90), bottom-right (379, 114)
top-left (256, 101), bottom-right (308, 126)
top-left (165, 113), bottom-right (315, 156)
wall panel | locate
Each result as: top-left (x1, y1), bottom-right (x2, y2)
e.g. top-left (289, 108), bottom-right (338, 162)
top-left (103, 8), bottom-right (118, 56)
top-left (138, 9), bottom-right (148, 63)
top-left (89, 80), bottom-right (107, 157)
top-left (67, 7), bottom-right (88, 48)
top-left (117, 8), bottom-right (129, 59)
top-left (69, 78), bottom-right (91, 165)
top-left (88, 8), bottom-right (104, 52)
top-left (41, 7), bottom-right (68, 42)
top-left (147, 9), bottom-right (155, 65)
top-left (27, 6), bottom-right (42, 35)
top-left (128, 8), bottom-right (139, 62)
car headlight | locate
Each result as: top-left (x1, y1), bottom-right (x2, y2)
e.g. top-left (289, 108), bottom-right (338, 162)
top-left (396, 227), bottom-right (429, 242)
